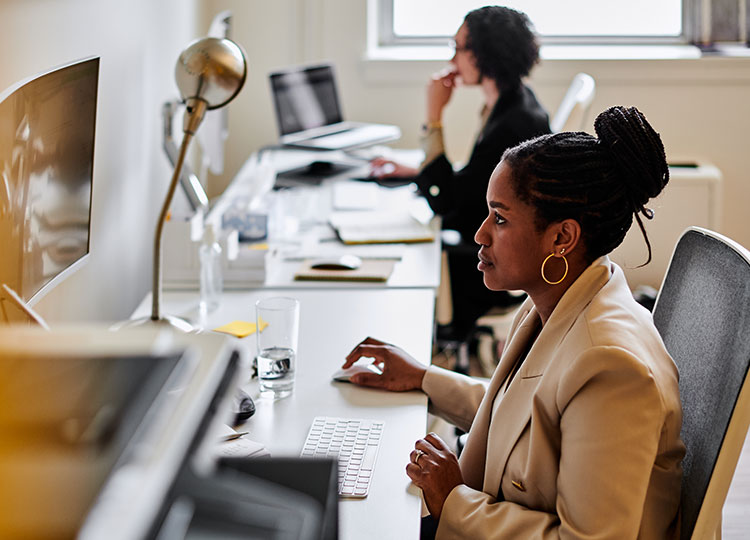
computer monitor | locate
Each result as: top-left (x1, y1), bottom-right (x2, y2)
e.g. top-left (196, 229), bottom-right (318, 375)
top-left (0, 57), bottom-right (98, 311)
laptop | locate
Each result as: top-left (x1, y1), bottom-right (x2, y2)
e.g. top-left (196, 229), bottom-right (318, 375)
top-left (269, 63), bottom-right (401, 151)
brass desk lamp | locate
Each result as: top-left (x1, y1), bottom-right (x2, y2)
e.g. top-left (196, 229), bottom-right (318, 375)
top-left (136, 37), bottom-right (246, 331)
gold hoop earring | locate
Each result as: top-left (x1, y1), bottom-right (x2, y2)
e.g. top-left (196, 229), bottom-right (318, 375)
top-left (541, 252), bottom-right (568, 285)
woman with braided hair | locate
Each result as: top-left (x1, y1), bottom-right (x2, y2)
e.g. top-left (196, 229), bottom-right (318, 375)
top-left (344, 106), bottom-right (684, 539)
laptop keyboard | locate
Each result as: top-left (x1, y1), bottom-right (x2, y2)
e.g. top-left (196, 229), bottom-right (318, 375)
top-left (300, 416), bottom-right (384, 498)
top-left (303, 125), bottom-right (397, 149)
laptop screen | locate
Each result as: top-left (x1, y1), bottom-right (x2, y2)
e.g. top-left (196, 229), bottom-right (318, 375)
top-left (269, 64), bottom-right (343, 136)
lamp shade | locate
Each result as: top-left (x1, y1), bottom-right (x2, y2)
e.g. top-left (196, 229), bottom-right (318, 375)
top-left (175, 37), bottom-right (246, 110)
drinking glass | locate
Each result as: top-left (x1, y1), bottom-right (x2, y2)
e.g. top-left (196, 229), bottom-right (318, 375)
top-left (255, 297), bottom-right (299, 398)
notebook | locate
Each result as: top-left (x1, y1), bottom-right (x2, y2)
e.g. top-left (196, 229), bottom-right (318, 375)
top-left (328, 211), bottom-right (435, 245)
top-left (294, 258), bottom-right (396, 282)
top-left (269, 63), bottom-right (401, 151)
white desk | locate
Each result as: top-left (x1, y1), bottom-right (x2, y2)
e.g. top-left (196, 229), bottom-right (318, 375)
top-left (132, 287), bottom-right (435, 540)
top-left (252, 179), bottom-right (441, 290)
top-left (164, 179), bottom-right (442, 291)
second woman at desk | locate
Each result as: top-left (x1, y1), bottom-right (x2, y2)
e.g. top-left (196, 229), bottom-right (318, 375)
top-left (373, 6), bottom-right (551, 336)
top-left (344, 106), bottom-right (684, 538)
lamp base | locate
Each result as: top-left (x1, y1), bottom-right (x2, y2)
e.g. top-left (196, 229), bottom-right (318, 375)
top-left (110, 314), bottom-right (196, 333)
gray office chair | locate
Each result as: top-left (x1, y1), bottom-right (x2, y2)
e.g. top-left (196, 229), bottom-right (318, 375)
top-left (652, 227), bottom-right (750, 540)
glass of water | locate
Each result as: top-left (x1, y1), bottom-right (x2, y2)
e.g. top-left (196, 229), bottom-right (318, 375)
top-left (255, 297), bottom-right (299, 398)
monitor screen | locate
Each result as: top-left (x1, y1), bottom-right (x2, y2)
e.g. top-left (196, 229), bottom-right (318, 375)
top-left (0, 57), bottom-right (98, 305)
top-left (269, 64), bottom-right (343, 135)
top-left (0, 348), bottom-right (185, 537)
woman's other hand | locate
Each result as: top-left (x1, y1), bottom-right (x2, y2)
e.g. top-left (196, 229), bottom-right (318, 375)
top-left (343, 337), bottom-right (426, 391)
top-left (369, 157), bottom-right (418, 179)
top-left (426, 68), bottom-right (457, 123)
top-left (406, 433), bottom-right (464, 519)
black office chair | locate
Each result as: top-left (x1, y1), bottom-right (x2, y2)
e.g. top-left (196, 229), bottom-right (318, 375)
top-left (652, 227), bottom-right (750, 540)
top-left (435, 230), bottom-right (525, 376)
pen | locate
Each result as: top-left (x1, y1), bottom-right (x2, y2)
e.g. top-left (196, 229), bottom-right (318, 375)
top-left (221, 431), bottom-right (249, 442)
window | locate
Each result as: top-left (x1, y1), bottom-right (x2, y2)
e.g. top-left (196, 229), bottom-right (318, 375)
top-left (378, 0), bottom-right (695, 46)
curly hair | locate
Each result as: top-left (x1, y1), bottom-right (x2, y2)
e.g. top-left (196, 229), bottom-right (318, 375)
top-left (463, 6), bottom-right (539, 92)
top-left (502, 106), bottom-right (670, 264)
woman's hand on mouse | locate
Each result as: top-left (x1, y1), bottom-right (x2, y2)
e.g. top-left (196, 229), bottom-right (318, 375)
top-left (343, 337), bottom-right (426, 391)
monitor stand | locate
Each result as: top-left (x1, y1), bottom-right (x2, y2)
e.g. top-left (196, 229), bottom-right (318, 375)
top-left (0, 284), bottom-right (49, 329)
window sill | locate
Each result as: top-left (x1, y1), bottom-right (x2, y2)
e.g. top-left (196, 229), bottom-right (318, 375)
top-left (363, 43), bottom-right (750, 85)
top-left (367, 43), bottom-right (750, 62)
top-left (541, 44), bottom-right (702, 60)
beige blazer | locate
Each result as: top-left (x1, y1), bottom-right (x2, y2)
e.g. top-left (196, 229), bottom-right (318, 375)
top-left (422, 257), bottom-right (684, 539)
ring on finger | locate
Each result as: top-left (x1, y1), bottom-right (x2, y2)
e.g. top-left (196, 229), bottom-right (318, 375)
top-left (415, 449), bottom-right (425, 465)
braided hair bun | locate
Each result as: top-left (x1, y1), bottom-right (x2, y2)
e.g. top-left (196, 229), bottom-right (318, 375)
top-left (594, 106), bottom-right (669, 213)
top-left (503, 105), bottom-right (670, 265)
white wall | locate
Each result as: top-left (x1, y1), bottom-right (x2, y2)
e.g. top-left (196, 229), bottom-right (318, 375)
top-left (0, 0), bottom-right (200, 323)
top-left (3, 0), bottom-right (747, 323)
top-left (204, 0), bottom-right (750, 253)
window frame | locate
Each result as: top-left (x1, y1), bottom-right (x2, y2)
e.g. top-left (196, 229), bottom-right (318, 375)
top-left (376, 0), bottom-right (699, 47)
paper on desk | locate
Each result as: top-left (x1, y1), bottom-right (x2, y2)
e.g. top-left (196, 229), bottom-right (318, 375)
top-left (332, 181), bottom-right (379, 210)
top-left (283, 243), bottom-right (406, 261)
top-left (329, 211), bottom-right (435, 245)
top-left (213, 318), bottom-right (268, 338)
top-left (214, 424), bottom-right (270, 459)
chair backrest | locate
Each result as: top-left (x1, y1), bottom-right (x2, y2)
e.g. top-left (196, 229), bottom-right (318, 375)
top-left (652, 227), bottom-right (750, 539)
top-left (550, 72), bottom-right (596, 133)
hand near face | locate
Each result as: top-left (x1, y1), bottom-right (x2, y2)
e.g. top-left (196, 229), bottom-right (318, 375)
top-left (343, 337), bottom-right (426, 391)
top-left (426, 68), bottom-right (457, 123)
top-left (406, 433), bottom-right (464, 519)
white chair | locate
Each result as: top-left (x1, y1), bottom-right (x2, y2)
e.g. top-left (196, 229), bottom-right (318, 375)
top-left (550, 73), bottom-right (596, 133)
top-left (652, 227), bottom-right (750, 539)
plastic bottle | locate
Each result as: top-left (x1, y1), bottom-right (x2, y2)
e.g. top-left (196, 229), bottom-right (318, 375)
top-left (199, 223), bottom-right (223, 314)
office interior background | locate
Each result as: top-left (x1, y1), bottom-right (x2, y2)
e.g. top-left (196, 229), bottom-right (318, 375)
top-left (1, 0), bottom-right (748, 325)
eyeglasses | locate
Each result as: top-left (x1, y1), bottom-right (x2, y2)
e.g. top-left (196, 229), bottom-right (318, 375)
top-left (449, 39), bottom-right (470, 53)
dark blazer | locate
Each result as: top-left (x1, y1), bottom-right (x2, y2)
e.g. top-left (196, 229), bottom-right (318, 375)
top-left (416, 84), bottom-right (550, 242)
top-left (417, 85), bottom-right (550, 335)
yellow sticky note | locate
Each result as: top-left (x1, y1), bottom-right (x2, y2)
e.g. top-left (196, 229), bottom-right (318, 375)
top-left (213, 320), bottom-right (257, 338)
top-left (258, 316), bottom-right (269, 332)
top-left (212, 317), bottom-right (269, 338)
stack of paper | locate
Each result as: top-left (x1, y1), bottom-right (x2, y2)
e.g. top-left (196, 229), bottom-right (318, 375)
top-left (225, 242), bottom-right (270, 287)
top-left (331, 181), bottom-right (379, 210)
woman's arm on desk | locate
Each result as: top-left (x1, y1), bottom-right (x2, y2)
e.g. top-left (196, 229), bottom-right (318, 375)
top-left (369, 157), bottom-right (419, 179)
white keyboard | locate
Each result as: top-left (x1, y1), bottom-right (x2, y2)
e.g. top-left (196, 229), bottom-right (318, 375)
top-left (301, 416), bottom-right (384, 498)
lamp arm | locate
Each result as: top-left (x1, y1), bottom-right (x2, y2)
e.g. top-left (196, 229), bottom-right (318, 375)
top-left (151, 131), bottom-right (194, 321)
top-left (162, 101), bottom-right (209, 213)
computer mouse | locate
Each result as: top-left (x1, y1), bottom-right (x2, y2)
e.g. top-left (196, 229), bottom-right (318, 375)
top-left (307, 160), bottom-right (335, 174)
top-left (332, 361), bottom-right (383, 383)
top-left (310, 254), bottom-right (362, 271)
top-left (233, 389), bottom-right (256, 423)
